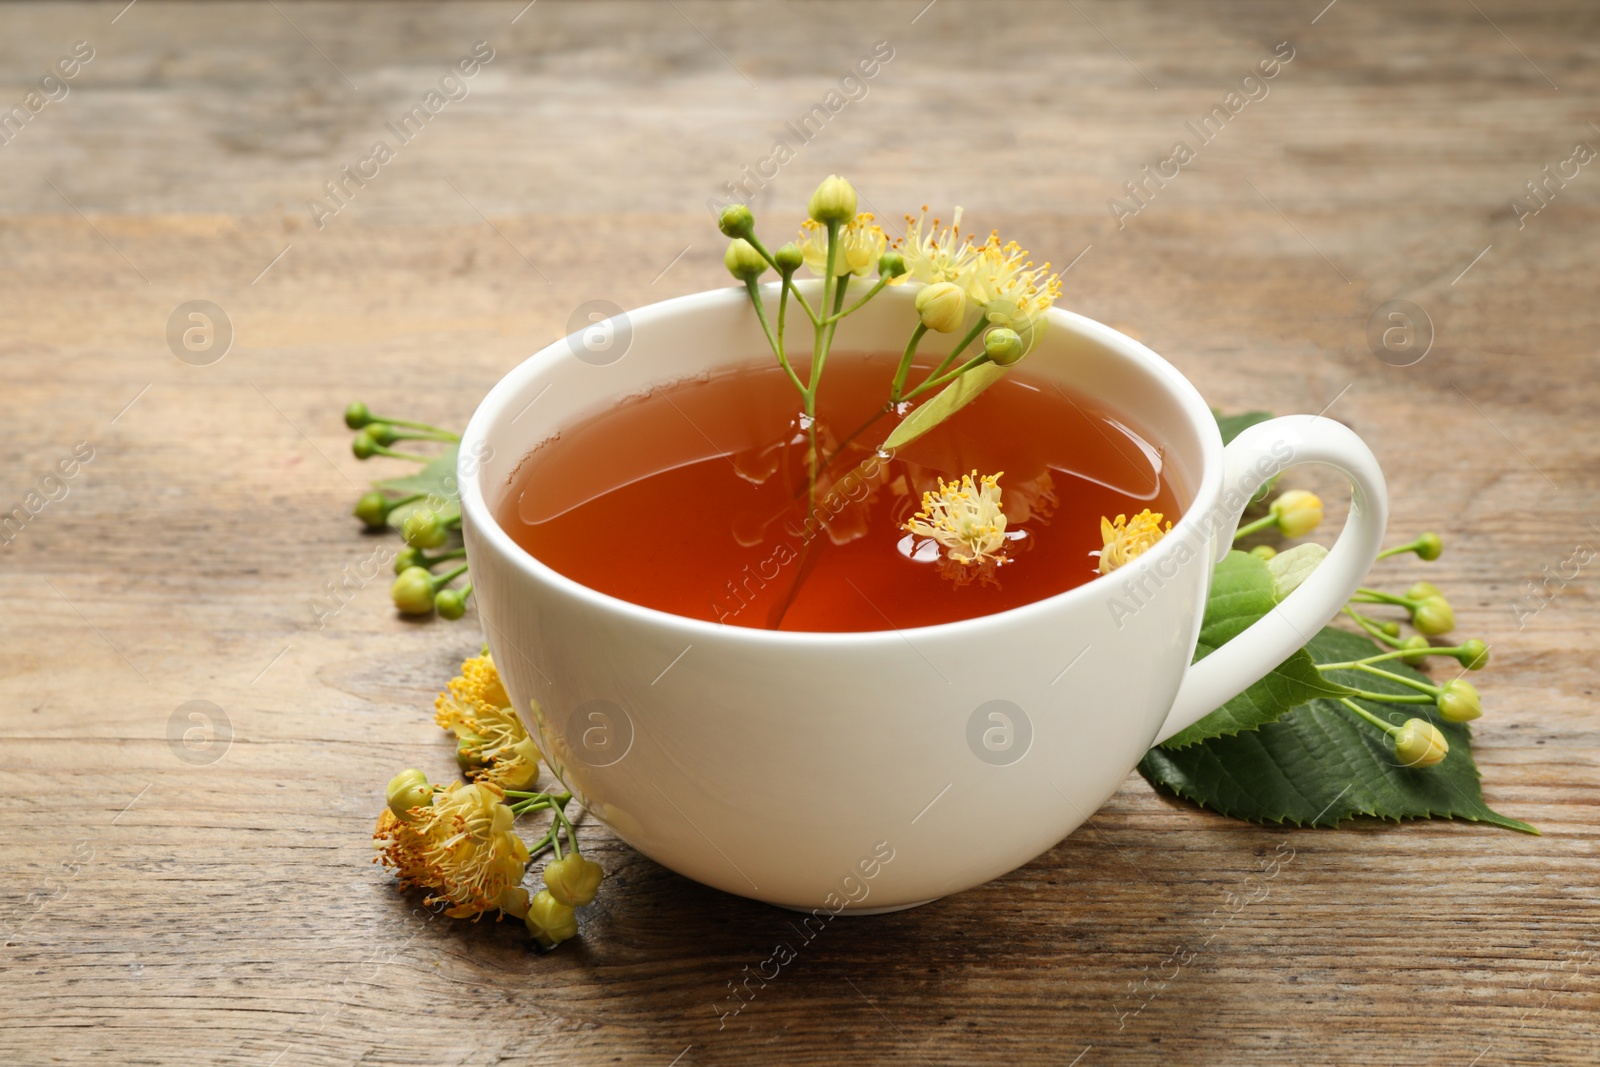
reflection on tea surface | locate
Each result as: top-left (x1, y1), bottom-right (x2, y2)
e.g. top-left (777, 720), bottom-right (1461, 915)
top-left (501, 351), bottom-right (1181, 632)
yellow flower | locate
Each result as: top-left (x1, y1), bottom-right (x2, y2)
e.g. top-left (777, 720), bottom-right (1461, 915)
top-left (435, 652), bottom-right (542, 791)
top-left (904, 471), bottom-right (1010, 568)
top-left (373, 781), bottom-right (530, 918)
top-left (798, 214), bottom-right (887, 277)
top-left (1097, 510), bottom-right (1172, 574)
top-left (894, 205), bottom-right (983, 288)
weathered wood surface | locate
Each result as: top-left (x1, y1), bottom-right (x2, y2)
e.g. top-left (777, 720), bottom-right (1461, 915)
top-left (2, 1), bottom-right (1597, 1064)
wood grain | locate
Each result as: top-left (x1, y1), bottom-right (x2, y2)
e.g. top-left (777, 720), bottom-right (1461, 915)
top-left (2, 1), bottom-right (1597, 1064)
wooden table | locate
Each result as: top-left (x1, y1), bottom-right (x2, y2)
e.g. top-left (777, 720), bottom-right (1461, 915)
top-left (3, 2), bottom-right (1596, 1063)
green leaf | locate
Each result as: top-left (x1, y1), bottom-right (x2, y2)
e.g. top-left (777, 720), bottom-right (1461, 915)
top-left (1140, 627), bottom-right (1536, 833)
top-left (881, 362), bottom-right (1007, 454)
top-left (1161, 551), bottom-right (1353, 748)
top-left (374, 444), bottom-right (461, 526)
top-left (1213, 409), bottom-right (1275, 444)
top-left (1266, 542), bottom-right (1328, 600)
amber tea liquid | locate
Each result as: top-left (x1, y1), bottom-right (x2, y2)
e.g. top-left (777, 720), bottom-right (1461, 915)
top-left (498, 352), bottom-right (1182, 632)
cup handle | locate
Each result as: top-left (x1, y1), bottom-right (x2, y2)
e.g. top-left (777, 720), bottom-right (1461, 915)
top-left (1153, 415), bottom-right (1389, 745)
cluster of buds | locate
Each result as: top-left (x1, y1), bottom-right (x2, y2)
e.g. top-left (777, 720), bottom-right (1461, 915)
top-left (1315, 532), bottom-right (1497, 769)
top-left (715, 175), bottom-right (1067, 518)
top-left (374, 651), bottom-right (605, 949)
top-left (342, 402), bottom-right (473, 620)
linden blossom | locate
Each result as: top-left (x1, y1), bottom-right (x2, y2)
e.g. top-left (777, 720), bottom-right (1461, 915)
top-left (306, 41), bottom-right (496, 230)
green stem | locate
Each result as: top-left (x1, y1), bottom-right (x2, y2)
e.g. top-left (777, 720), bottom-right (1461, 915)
top-left (826, 276), bottom-right (889, 322)
top-left (901, 352), bottom-right (993, 402)
top-left (1343, 607), bottom-right (1403, 648)
top-left (890, 323), bottom-right (929, 403)
top-left (747, 279), bottom-right (807, 395)
top-left (1377, 537), bottom-right (1428, 560)
top-left (432, 563), bottom-right (469, 589)
top-left (417, 546), bottom-right (467, 568)
top-left (370, 444), bottom-right (432, 463)
top-left (1353, 587), bottom-right (1420, 609)
top-left (369, 415), bottom-right (460, 440)
top-left (1321, 646), bottom-right (1470, 671)
top-left (923, 316), bottom-right (988, 383)
top-left (1233, 514), bottom-right (1279, 540)
top-left (1339, 697), bottom-right (1403, 736)
top-left (743, 232), bottom-right (819, 325)
top-left (817, 404), bottom-right (893, 476)
top-left (1345, 662), bottom-right (1440, 696)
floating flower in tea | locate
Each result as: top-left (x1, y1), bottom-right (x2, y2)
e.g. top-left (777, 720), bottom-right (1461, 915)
top-left (1097, 509), bottom-right (1172, 574)
top-left (904, 470), bottom-right (1011, 570)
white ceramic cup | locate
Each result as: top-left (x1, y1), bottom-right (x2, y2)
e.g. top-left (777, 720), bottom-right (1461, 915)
top-left (459, 283), bottom-right (1387, 913)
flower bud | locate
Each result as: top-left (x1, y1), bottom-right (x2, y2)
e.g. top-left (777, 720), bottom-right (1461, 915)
top-left (1437, 679), bottom-right (1482, 722)
top-left (774, 242), bottom-right (804, 274)
top-left (344, 401), bottom-right (373, 429)
top-left (1456, 638), bottom-right (1489, 671)
top-left (394, 545), bottom-right (427, 574)
top-left (717, 203), bottom-right (754, 238)
top-left (878, 251), bottom-right (906, 279)
top-left (1411, 595), bottom-right (1455, 636)
top-left (385, 768), bottom-right (433, 820)
top-left (724, 238), bottom-right (768, 282)
top-left (543, 853), bottom-right (605, 907)
top-left (983, 327), bottom-right (1026, 367)
top-left (1380, 620), bottom-right (1402, 639)
top-left (914, 281), bottom-right (967, 334)
top-left (353, 490), bottom-right (392, 529)
top-left (1415, 532), bottom-right (1442, 561)
top-left (351, 430), bottom-right (378, 460)
top-left (1270, 490), bottom-right (1323, 538)
top-left (1394, 718), bottom-right (1449, 767)
top-left (1399, 635), bottom-right (1431, 667)
top-left (525, 889), bottom-right (579, 948)
top-left (435, 587), bottom-right (467, 620)
top-left (366, 422), bottom-right (404, 446)
top-left (499, 885), bottom-right (531, 921)
top-left (807, 175), bottom-right (858, 224)
top-left (1407, 581), bottom-right (1441, 600)
top-left (1249, 544), bottom-right (1277, 560)
top-left (390, 566), bottom-right (437, 615)
top-left (401, 507), bottom-right (449, 549)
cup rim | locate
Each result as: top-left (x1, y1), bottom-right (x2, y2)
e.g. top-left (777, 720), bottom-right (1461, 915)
top-left (459, 285), bottom-right (1224, 646)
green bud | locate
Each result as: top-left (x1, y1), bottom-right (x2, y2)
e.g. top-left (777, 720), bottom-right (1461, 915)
top-left (1456, 638), bottom-right (1489, 671)
top-left (351, 430), bottom-right (378, 460)
top-left (1399, 635), bottom-right (1432, 667)
top-left (385, 768), bottom-right (433, 820)
top-left (1415, 532), bottom-right (1443, 561)
top-left (1269, 490), bottom-right (1323, 539)
top-left (983, 327), bottom-right (1026, 367)
top-left (774, 242), bottom-right (804, 274)
top-left (717, 204), bottom-right (754, 238)
top-left (353, 490), bottom-right (392, 529)
top-left (543, 853), bottom-right (605, 908)
top-left (1393, 718), bottom-right (1448, 768)
top-left (1407, 581), bottom-right (1441, 600)
top-left (365, 422), bottom-right (402, 446)
top-left (393, 545), bottom-right (427, 574)
top-left (344, 401), bottom-right (373, 429)
top-left (1437, 679), bottom-right (1483, 722)
top-left (724, 238), bottom-right (768, 282)
top-left (435, 587), bottom-right (467, 620)
top-left (914, 281), bottom-right (967, 333)
top-left (525, 889), bottom-right (579, 949)
top-left (1411, 595), bottom-right (1455, 636)
top-left (807, 175), bottom-right (858, 225)
top-left (878, 251), bottom-right (906, 279)
top-left (401, 507), bottom-right (450, 549)
top-left (1380, 621), bottom-right (1402, 639)
top-left (1249, 544), bottom-right (1277, 560)
top-left (390, 566), bottom-right (437, 615)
